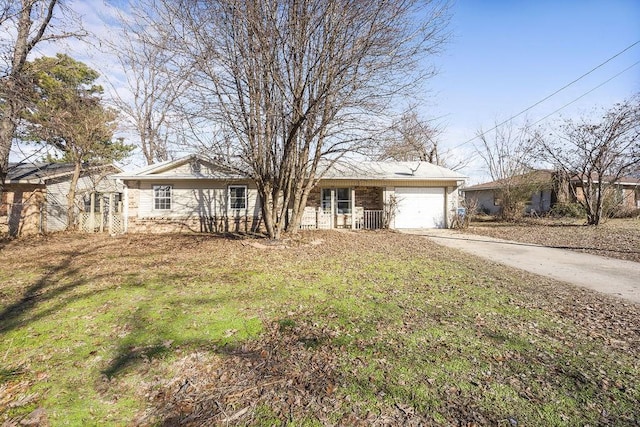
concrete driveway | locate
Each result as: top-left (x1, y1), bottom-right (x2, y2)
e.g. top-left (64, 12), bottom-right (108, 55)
top-left (403, 229), bottom-right (640, 304)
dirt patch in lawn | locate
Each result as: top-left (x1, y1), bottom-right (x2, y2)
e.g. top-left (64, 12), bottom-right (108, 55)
top-left (461, 217), bottom-right (640, 263)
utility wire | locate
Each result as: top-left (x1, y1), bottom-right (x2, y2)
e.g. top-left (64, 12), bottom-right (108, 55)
top-left (450, 39), bottom-right (640, 150)
top-left (530, 59), bottom-right (640, 127)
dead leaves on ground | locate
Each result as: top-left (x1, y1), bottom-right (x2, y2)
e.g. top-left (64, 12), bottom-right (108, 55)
top-left (133, 319), bottom-right (344, 426)
top-left (464, 218), bottom-right (640, 262)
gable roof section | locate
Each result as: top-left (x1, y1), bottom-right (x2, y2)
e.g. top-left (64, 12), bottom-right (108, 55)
top-left (116, 154), bottom-right (467, 183)
top-left (114, 155), bottom-right (247, 180)
top-left (6, 162), bottom-right (122, 184)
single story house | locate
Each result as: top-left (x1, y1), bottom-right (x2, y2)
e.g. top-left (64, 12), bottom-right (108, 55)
top-left (1, 162), bottom-right (122, 236)
top-left (464, 170), bottom-right (640, 216)
top-left (114, 155), bottom-right (467, 233)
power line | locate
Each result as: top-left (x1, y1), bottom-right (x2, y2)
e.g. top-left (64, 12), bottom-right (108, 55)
top-left (450, 39), bottom-right (640, 150)
top-left (530, 59), bottom-right (640, 127)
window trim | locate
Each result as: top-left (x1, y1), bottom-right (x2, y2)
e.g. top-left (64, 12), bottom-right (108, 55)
top-left (321, 187), bottom-right (352, 214)
top-left (336, 188), bottom-right (352, 214)
top-left (228, 185), bottom-right (248, 211)
top-left (153, 184), bottom-right (172, 211)
top-left (321, 188), bottom-right (332, 213)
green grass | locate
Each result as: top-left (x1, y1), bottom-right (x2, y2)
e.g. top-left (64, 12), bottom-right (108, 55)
top-left (0, 232), bottom-right (638, 425)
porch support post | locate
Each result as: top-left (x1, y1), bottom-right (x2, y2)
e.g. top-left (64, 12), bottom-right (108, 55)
top-left (99, 197), bottom-right (105, 233)
top-left (89, 192), bottom-right (95, 233)
top-left (122, 184), bottom-right (128, 232)
top-left (330, 188), bottom-right (335, 228)
top-left (108, 193), bottom-right (114, 234)
top-left (350, 188), bottom-right (356, 229)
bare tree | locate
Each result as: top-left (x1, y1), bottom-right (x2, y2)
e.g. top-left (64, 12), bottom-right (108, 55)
top-left (105, 0), bottom-right (193, 165)
top-left (475, 121), bottom-right (542, 219)
top-left (153, 0), bottom-right (449, 238)
top-left (377, 110), bottom-right (442, 163)
top-left (536, 95), bottom-right (640, 225)
top-left (0, 0), bottom-right (83, 192)
top-left (375, 108), bottom-right (469, 171)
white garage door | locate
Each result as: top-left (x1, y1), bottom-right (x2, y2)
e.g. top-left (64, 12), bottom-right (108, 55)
top-left (394, 187), bottom-right (445, 229)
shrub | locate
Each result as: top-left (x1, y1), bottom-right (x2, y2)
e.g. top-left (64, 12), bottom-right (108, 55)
top-left (610, 207), bottom-right (640, 219)
top-left (550, 202), bottom-right (585, 218)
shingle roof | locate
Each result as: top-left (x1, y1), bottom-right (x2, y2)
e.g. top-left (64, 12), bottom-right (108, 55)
top-left (320, 160), bottom-right (467, 181)
top-left (464, 170), bottom-right (640, 192)
top-left (464, 170), bottom-right (554, 191)
top-left (5, 162), bottom-right (121, 184)
top-left (115, 154), bottom-right (467, 182)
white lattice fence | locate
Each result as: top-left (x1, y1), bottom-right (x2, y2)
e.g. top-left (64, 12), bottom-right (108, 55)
top-left (79, 212), bottom-right (124, 234)
top-left (108, 214), bottom-right (124, 234)
top-left (79, 212), bottom-right (98, 233)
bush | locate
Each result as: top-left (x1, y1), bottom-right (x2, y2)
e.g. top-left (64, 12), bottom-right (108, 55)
top-left (610, 207), bottom-right (640, 219)
top-left (550, 202), bottom-right (585, 218)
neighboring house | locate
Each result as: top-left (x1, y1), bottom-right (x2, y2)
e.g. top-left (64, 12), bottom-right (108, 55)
top-left (568, 174), bottom-right (640, 211)
top-left (464, 170), bottom-right (640, 216)
top-left (114, 155), bottom-right (467, 233)
top-left (1, 162), bottom-right (122, 237)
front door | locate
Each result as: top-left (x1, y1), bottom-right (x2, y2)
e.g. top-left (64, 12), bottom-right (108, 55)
top-left (321, 188), bottom-right (353, 228)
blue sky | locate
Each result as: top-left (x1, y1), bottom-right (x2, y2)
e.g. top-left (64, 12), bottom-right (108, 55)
top-left (427, 0), bottom-right (640, 181)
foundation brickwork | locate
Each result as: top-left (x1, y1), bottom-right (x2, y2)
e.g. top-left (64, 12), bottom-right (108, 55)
top-left (126, 215), bottom-right (261, 234)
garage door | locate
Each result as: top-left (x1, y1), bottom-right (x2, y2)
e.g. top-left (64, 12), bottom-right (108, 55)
top-left (394, 187), bottom-right (445, 229)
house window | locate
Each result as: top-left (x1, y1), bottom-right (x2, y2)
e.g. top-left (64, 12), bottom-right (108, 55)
top-left (336, 188), bottom-right (351, 214)
top-left (321, 189), bottom-right (332, 213)
top-left (321, 188), bottom-right (352, 214)
top-left (494, 195), bottom-right (502, 206)
top-left (153, 185), bottom-right (172, 210)
top-left (229, 185), bottom-right (247, 210)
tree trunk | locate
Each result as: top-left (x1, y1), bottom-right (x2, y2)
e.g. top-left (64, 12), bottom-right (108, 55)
top-left (1, 0), bottom-right (61, 197)
top-left (66, 161), bottom-right (82, 230)
top-left (0, 114), bottom-right (16, 191)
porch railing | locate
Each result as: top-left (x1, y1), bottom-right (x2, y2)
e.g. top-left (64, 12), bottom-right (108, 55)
top-left (299, 207), bottom-right (332, 229)
top-left (358, 209), bottom-right (384, 230)
top-left (298, 207), bottom-right (384, 230)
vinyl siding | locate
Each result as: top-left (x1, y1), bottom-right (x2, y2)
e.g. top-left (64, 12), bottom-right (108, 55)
top-left (136, 181), bottom-right (261, 219)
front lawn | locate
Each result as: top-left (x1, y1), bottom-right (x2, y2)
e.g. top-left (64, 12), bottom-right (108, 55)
top-left (1, 231), bottom-right (638, 425)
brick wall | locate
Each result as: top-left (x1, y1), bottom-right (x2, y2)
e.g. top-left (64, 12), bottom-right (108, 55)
top-left (0, 186), bottom-right (45, 236)
top-left (306, 186), bottom-right (382, 210)
top-left (355, 187), bottom-right (383, 210)
top-left (127, 215), bottom-right (261, 234)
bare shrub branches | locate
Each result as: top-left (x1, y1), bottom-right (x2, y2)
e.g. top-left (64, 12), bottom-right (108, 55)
top-left (536, 95), bottom-right (640, 225)
top-left (475, 121), bottom-right (541, 219)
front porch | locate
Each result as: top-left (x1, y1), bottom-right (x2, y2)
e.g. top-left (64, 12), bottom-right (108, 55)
top-left (299, 186), bottom-right (386, 230)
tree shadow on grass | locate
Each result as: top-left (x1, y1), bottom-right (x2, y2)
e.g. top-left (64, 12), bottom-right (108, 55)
top-left (0, 240), bottom-right (114, 335)
top-left (99, 288), bottom-right (261, 380)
